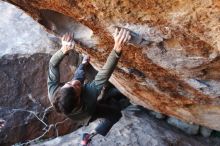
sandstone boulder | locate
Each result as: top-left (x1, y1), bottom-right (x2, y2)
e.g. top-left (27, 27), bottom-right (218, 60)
top-left (3, 0), bottom-right (220, 131)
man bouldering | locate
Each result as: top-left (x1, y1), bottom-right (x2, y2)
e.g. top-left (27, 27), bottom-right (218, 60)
top-left (47, 28), bottom-right (131, 145)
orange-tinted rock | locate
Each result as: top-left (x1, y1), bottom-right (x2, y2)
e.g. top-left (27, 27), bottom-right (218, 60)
top-left (4, 0), bottom-right (220, 131)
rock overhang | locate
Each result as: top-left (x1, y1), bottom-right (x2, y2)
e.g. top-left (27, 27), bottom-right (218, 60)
top-left (3, 0), bottom-right (220, 131)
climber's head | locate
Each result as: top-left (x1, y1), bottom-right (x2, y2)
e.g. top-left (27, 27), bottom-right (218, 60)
top-left (53, 80), bottom-right (81, 114)
top-left (63, 80), bottom-right (82, 97)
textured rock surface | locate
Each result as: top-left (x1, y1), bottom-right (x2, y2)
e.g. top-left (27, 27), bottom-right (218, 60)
top-left (167, 117), bottom-right (200, 135)
top-left (3, 0), bottom-right (220, 131)
top-left (33, 105), bottom-right (220, 146)
top-left (0, 1), bottom-right (56, 57)
top-left (200, 126), bottom-right (213, 137)
top-left (0, 53), bottom-right (80, 145)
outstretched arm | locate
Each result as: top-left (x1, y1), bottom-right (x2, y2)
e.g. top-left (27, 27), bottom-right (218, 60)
top-left (47, 33), bottom-right (75, 103)
top-left (94, 28), bottom-right (130, 92)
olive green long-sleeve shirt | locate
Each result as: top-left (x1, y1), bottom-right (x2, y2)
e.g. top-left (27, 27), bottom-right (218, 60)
top-left (47, 49), bottom-right (121, 125)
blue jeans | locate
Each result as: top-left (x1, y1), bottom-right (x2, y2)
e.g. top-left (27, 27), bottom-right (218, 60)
top-left (90, 88), bottom-right (123, 136)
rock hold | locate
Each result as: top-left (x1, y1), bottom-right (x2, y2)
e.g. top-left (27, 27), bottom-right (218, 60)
top-left (167, 117), bottom-right (199, 135)
top-left (200, 126), bottom-right (213, 138)
top-left (149, 111), bottom-right (166, 119)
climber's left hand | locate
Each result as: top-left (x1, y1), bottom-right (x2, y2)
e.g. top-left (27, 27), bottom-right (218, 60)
top-left (61, 33), bottom-right (75, 54)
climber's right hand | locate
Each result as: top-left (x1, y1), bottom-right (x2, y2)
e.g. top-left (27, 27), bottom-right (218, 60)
top-left (82, 55), bottom-right (90, 65)
top-left (61, 33), bottom-right (75, 54)
top-left (113, 28), bottom-right (131, 54)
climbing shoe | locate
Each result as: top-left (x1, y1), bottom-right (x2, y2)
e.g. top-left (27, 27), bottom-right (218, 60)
top-left (80, 133), bottom-right (92, 146)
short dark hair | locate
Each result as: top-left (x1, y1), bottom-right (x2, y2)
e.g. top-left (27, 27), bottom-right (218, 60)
top-left (53, 87), bottom-right (77, 114)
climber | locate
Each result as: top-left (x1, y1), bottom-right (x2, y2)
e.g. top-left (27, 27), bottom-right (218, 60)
top-left (47, 28), bottom-right (131, 145)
